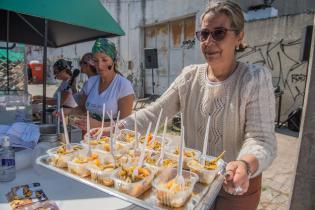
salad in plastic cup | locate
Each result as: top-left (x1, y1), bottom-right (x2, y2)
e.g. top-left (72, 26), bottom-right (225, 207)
top-left (144, 155), bottom-right (178, 174)
top-left (139, 134), bottom-right (171, 153)
top-left (152, 168), bottom-right (199, 208)
top-left (165, 147), bottom-right (201, 169)
top-left (187, 155), bottom-right (222, 184)
top-left (117, 129), bottom-right (140, 145)
top-left (80, 136), bottom-right (109, 149)
top-left (47, 144), bottom-right (83, 168)
top-left (112, 165), bottom-right (156, 197)
top-left (86, 155), bottom-right (118, 187)
top-left (67, 149), bottom-right (99, 177)
top-left (94, 141), bottom-right (126, 154)
top-left (83, 127), bottom-right (111, 141)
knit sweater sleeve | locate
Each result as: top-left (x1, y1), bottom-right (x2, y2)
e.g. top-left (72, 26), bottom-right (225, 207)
top-left (123, 65), bottom-right (195, 134)
top-left (237, 65), bottom-right (277, 177)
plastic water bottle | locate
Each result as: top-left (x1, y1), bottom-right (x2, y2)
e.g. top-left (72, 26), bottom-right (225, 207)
top-left (0, 136), bottom-right (16, 182)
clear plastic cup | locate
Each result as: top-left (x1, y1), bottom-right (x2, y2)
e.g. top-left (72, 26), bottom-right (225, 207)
top-left (187, 156), bottom-right (221, 184)
top-left (46, 143), bottom-right (83, 156)
top-left (93, 142), bottom-right (127, 157)
top-left (46, 144), bottom-right (83, 168)
top-left (152, 168), bottom-right (199, 208)
top-left (83, 127), bottom-right (107, 141)
top-left (143, 155), bottom-right (160, 174)
top-left (67, 149), bottom-right (100, 177)
top-left (120, 149), bottom-right (151, 166)
top-left (159, 157), bottom-right (178, 170)
top-left (111, 166), bottom-right (156, 197)
top-left (80, 136), bottom-right (110, 149)
top-left (144, 155), bottom-right (178, 174)
top-left (48, 153), bottom-right (73, 168)
top-left (86, 155), bottom-right (118, 187)
top-left (165, 147), bottom-right (201, 169)
top-left (117, 129), bottom-right (140, 145)
top-left (139, 135), bottom-right (171, 153)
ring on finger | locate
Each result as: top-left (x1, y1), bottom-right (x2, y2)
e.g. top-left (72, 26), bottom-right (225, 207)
top-left (234, 186), bottom-right (243, 194)
top-left (223, 186), bottom-right (234, 195)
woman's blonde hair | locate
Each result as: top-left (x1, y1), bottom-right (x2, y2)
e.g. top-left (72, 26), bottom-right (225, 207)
top-left (201, 0), bottom-right (247, 51)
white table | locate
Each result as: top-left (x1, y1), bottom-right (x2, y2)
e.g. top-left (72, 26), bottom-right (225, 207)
top-left (0, 151), bottom-right (144, 210)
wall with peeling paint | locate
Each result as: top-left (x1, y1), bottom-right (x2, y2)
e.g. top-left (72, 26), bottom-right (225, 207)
top-left (98, 0), bottom-right (210, 97)
top-left (25, 0), bottom-right (314, 123)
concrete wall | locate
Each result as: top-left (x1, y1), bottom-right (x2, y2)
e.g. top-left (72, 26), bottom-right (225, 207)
top-left (233, 0), bottom-right (315, 16)
top-left (289, 15), bottom-right (315, 210)
top-left (238, 13), bottom-right (314, 121)
top-left (100, 0), bottom-right (208, 96)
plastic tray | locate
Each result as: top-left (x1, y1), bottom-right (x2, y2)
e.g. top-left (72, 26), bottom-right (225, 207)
top-left (37, 153), bottom-right (225, 210)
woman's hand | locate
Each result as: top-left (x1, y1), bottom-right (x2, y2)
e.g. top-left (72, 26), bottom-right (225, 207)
top-left (74, 117), bottom-right (87, 131)
top-left (223, 160), bottom-right (251, 195)
top-left (32, 95), bottom-right (43, 100)
top-left (52, 108), bottom-right (72, 118)
top-left (32, 99), bottom-right (42, 104)
top-left (74, 116), bottom-right (103, 131)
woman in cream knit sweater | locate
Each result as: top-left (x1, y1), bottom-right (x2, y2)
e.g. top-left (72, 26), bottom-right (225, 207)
top-left (121, 1), bottom-right (276, 209)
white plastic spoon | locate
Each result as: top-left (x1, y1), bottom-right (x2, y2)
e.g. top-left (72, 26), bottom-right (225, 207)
top-left (201, 115), bottom-right (211, 165)
top-left (157, 117), bottom-right (168, 166)
top-left (133, 122), bottom-right (152, 178)
top-left (86, 111), bottom-right (92, 157)
top-left (96, 103), bottom-right (106, 141)
top-left (151, 108), bottom-right (163, 146)
top-left (61, 108), bottom-right (72, 152)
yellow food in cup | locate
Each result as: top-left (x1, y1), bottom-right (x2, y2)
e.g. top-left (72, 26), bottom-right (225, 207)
top-left (118, 166), bottom-right (151, 183)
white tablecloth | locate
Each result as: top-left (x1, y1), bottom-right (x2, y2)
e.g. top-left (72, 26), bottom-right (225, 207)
top-left (0, 150), bottom-right (143, 210)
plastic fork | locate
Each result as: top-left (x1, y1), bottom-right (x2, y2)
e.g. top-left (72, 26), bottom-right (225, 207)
top-left (113, 111), bottom-right (121, 141)
top-left (61, 108), bottom-right (72, 152)
top-left (96, 103), bottom-right (106, 141)
top-left (56, 91), bottom-right (61, 135)
top-left (175, 125), bottom-right (185, 190)
top-left (151, 108), bottom-right (163, 146)
top-left (134, 111), bottom-right (140, 153)
top-left (133, 122), bottom-right (152, 179)
top-left (201, 115), bottom-right (211, 166)
top-left (86, 111), bottom-right (92, 157)
top-left (157, 117), bottom-right (168, 166)
top-left (108, 114), bottom-right (117, 166)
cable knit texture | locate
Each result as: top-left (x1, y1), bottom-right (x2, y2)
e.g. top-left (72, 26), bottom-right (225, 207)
top-left (124, 62), bottom-right (277, 177)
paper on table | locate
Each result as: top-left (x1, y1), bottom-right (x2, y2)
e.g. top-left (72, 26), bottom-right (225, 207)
top-left (7, 122), bottom-right (40, 143)
top-left (0, 122), bottom-right (40, 149)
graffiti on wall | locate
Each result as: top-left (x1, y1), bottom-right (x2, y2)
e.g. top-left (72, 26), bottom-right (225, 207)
top-left (181, 39), bottom-right (195, 49)
top-left (237, 38), bottom-right (308, 120)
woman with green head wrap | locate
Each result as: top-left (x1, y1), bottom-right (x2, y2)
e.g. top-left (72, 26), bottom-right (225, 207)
top-left (63, 38), bottom-right (135, 130)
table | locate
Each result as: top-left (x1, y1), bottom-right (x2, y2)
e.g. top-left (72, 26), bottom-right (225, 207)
top-left (0, 155), bottom-right (143, 210)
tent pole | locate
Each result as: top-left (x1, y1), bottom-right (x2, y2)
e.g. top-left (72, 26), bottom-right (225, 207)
top-left (6, 11), bottom-right (10, 93)
top-left (42, 19), bottom-right (48, 123)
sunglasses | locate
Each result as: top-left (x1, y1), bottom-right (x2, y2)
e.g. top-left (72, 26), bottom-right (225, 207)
top-left (195, 27), bottom-right (239, 42)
